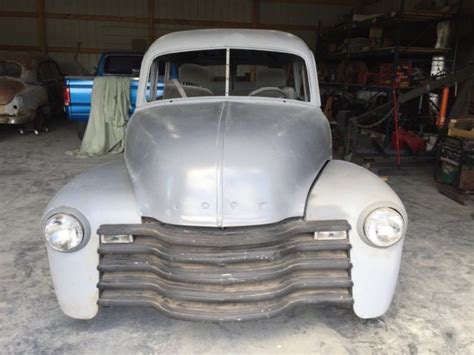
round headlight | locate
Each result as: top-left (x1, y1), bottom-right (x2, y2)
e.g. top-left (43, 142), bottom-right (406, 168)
top-left (363, 208), bottom-right (404, 247)
top-left (44, 214), bottom-right (84, 252)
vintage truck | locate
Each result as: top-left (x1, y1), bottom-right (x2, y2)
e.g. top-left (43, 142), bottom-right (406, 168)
top-left (0, 51), bottom-right (63, 133)
top-left (42, 29), bottom-right (407, 321)
top-left (64, 52), bottom-right (145, 138)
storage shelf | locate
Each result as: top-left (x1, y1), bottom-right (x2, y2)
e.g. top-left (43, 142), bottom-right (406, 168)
top-left (318, 47), bottom-right (449, 61)
top-left (319, 10), bottom-right (456, 38)
top-left (319, 81), bottom-right (413, 92)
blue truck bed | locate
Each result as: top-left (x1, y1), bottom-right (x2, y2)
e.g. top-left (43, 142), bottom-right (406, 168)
top-left (64, 52), bottom-right (172, 138)
top-left (64, 76), bottom-right (140, 122)
top-left (64, 52), bottom-right (144, 138)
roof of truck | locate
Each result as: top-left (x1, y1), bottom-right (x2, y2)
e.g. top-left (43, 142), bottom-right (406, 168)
top-left (101, 51), bottom-right (144, 56)
top-left (147, 29), bottom-right (312, 58)
top-left (138, 29), bottom-right (321, 107)
top-left (0, 51), bottom-right (50, 69)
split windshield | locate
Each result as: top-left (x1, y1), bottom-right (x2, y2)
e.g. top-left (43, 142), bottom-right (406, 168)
top-left (146, 49), bottom-right (310, 102)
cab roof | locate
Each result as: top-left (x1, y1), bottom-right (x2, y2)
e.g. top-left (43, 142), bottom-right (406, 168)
top-left (147, 29), bottom-right (312, 59)
top-left (138, 29), bottom-right (321, 107)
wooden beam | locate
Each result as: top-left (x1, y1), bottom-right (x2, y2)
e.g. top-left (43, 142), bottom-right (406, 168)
top-left (36, 0), bottom-right (47, 54)
top-left (0, 44), bottom-right (41, 52)
top-left (153, 18), bottom-right (250, 28)
top-left (0, 10), bottom-right (37, 18)
top-left (257, 22), bottom-right (318, 31)
top-left (148, 0), bottom-right (155, 44)
top-left (252, 0), bottom-right (260, 28)
top-left (45, 12), bottom-right (147, 23)
top-left (0, 44), bottom-right (103, 54)
top-left (49, 46), bottom-right (102, 54)
top-left (262, 0), bottom-right (354, 5)
top-left (0, 10), bottom-right (319, 33)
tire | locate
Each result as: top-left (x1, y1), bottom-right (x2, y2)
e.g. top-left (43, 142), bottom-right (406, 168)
top-left (76, 121), bottom-right (87, 140)
top-left (33, 110), bottom-right (45, 131)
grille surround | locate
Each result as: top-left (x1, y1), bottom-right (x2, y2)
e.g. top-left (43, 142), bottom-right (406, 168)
top-left (97, 218), bottom-right (353, 321)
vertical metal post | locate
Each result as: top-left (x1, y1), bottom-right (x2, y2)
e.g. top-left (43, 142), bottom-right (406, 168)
top-left (252, 0), bottom-right (260, 28)
top-left (37, 0), bottom-right (47, 54)
top-left (316, 20), bottom-right (321, 53)
top-left (225, 48), bottom-right (230, 97)
top-left (393, 0), bottom-right (404, 72)
top-left (148, 0), bottom-right (155, 45)
top-left (392, 0), bottom-right (405, 168)
top-left (451, 0), bottom-right (464, 73)
top-left (250, 0), bottom-right (260, 83)
top-left (392, 87), bottom-right (401, 167)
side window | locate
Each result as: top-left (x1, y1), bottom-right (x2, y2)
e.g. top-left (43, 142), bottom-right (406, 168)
top-left (0, 61), bottom-right (22, 77)
top-left (37, 62), bottom-right (52, 81)
top-left (48, 61), bottom-right (62, 80)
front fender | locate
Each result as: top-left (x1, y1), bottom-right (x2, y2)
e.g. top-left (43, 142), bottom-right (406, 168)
top-left (305, 160), bottom-right (407, 318)
top-left (42, 159), bottom-right (141, 319)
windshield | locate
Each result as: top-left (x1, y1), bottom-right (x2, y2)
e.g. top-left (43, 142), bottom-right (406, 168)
top-left (103, 55), bottom-right (143, 75)
top-left (0, 61), bottom-right (22, 77)
top-left (146, 49), bottom-right (310, 102)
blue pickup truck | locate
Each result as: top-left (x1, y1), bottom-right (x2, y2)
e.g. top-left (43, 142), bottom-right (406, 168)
top-left (64, 52), bottom-right (144, 138)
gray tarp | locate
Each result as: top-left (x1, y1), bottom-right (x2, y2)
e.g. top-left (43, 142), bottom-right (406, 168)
top-left (79, 76), bottom-right (131, 156)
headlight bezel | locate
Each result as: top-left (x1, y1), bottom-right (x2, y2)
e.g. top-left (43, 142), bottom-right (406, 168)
top-left (357, 202), bottom-right (407, 248)
top-left (42, 207), bottom-right (91, 253)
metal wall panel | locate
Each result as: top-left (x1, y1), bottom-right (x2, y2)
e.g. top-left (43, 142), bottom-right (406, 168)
top-left (0, 0), bottom-right (355, 71)
top-left (45, 0), bottom-right (148, 16)
top-left (44, 0), bottom-right (148, 71)
top-left (0, 0), bottom-right (35, 11)
top-left (0, 17), bottom-right (37, 46)
top-left (46, 19), bottom-right (147, 50)
top-left (260, 2), bottom-right (348, 27)
top-left (156, 0), bottom-right (252, 22)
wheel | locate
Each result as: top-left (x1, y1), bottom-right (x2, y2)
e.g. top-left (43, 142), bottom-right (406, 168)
top-left (33, 110), bottom-right (45, 131)
top-left (76, 121), bottom-right (88, 140)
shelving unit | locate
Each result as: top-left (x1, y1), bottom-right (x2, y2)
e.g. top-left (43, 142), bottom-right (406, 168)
top-left (316, 2), bottom-right (462, 164)
top-left (320, 47), bottom-right (449, 61)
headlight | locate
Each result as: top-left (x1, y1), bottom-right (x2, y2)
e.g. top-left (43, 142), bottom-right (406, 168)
top-left (44, 214), bottom-right (84, 252)
top-left (363, 208), bottom-right (404, 247)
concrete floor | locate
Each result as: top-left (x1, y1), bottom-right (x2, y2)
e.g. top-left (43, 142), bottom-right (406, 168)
top-left (0, 120), bottom-right (473, 354)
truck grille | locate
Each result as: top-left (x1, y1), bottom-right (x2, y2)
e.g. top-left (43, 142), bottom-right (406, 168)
top-left (97, 219), bottom-right (353, 321)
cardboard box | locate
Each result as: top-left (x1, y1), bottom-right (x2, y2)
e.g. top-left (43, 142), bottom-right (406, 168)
top-left (448, 117), bottom-right (474, 139)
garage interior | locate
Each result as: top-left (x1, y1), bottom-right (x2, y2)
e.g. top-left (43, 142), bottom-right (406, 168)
top-left (0, 0), bottom-right (473, 353)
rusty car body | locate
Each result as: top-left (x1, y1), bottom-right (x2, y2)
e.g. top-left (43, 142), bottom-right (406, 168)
top-left (42, 30), bottom-right (408, 321)
top-left (0, 51), bottom-right (63, 129)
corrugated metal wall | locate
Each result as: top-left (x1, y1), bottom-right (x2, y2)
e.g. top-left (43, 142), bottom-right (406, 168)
top-left (0, 0), bottom-right (37, 48)
top-left (0, 0), bottom-right (352, 73)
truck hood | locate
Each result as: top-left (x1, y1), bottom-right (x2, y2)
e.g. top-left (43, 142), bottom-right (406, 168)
top-left (125, 99), bottom-right (331, 227)
top-left (0, 78), bottom-right (25, 105)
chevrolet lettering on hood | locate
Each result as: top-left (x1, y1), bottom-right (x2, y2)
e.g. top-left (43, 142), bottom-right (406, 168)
top-left (42, 29), bottom-right (407, 321)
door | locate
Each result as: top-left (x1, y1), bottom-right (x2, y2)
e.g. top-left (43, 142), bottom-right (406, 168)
top-left (37, 60), bottom-right (64, 115)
